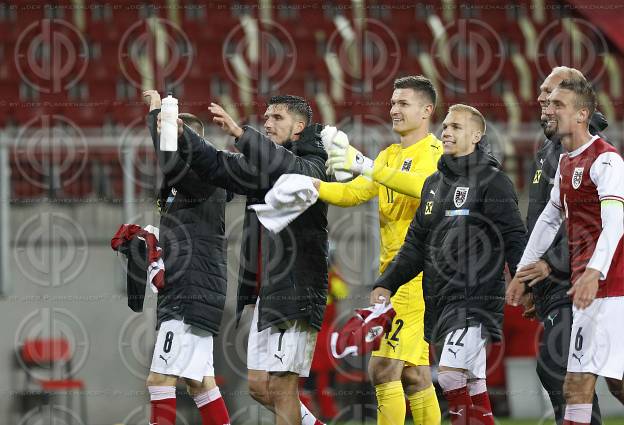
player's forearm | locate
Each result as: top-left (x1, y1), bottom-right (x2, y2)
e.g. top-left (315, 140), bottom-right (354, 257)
top-left (372, 165), bottom-right (428, 198)
top-left (518, 201), bottom-right (563, 270)
top-left (318, 179), bottom-right (374, 207)
top-left (374, 249), bottom-right (424, 294)
top-left (587, 201), bottom-right (624, 279)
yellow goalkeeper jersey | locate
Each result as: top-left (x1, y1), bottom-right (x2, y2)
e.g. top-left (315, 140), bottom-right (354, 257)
top-left (319, 133), bottom-right (443, 272)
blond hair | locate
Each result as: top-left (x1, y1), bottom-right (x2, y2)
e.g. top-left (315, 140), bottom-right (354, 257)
top-left (551, 66), bottom-right (587, 83)
top-left (448, 104), bottom-right (486, 134)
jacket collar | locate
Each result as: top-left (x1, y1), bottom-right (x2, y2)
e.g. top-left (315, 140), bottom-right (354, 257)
top-left (282, 123), bottom-right (327, 160)
top-left (439, 148), bottom-right (500, 178)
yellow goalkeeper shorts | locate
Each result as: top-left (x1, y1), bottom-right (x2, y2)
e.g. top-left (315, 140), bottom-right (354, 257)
top-left (371, 274), bottom-right (429, 366)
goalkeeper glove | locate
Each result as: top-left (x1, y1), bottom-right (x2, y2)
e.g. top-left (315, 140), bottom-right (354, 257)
top-left (321, 126), bottom-right (353, 182)
top-left (326, 131), bottom-right (374, 179)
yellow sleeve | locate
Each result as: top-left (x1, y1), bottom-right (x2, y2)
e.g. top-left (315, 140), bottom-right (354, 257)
top-left (318, 176), bottom-right (378, 207)
top-left (371, 163), bottom-right (434, 199)
top-left (330, 275), bottom-right (350, 300)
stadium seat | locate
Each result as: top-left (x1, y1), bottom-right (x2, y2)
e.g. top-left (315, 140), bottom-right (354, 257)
top-left (16, 338), bottom-right (87, 424)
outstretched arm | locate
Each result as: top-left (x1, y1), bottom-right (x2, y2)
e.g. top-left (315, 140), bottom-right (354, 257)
top-left (372, 184), bottom-right (430, 301)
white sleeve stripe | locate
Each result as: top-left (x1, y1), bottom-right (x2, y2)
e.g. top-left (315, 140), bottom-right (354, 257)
top-left (600, 196), bottom-right (624, 202)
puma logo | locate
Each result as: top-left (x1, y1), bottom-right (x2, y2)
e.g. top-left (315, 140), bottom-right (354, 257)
top-left (572, 353), bottom-right (584, 364)
top-left (274, 354), bottom-right (285, 364)
top-left (449, 409), bottom-right (464, 416)
top-left (483, 412), bottom-right (493, 416)
top-left (386, 341), bottom-right (397, 351)
top-left (159, 355), bottom-right (170, 365)
top-left (603, 160), bottom-right (612, 166)
top-left (547, 312), bottom-right (559, 326)
top-left (430, 190), bottom-right (436, 195)
top-left (448, 348), bottom-right (459, 358)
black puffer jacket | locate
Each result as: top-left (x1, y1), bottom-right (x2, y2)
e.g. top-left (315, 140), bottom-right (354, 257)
top-left (179, 124), bottom-right (329, 331)
top-left (147, 110), bottom-right (228, 334)
top-left (375, 149), bottom-right (527, 343)
top-left (526, 112), bottom-right (609, 319)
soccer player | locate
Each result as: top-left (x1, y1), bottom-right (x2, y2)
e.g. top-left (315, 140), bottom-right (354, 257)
top-left (372, 104), bottom-right (527, 425)
top-left (161, 95), bottom-right (328, 425)
top-left (507, 67), bottom-right (604, 424)
top-left (314, 76), bottom-right (443, 425)
top-left (506, 79), bottom-right (624, 425)
top-left (143, 90), bottom-right (230, 425)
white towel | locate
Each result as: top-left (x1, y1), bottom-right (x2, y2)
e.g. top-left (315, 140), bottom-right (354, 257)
top-left (248, 174), bottom-right (318, 233)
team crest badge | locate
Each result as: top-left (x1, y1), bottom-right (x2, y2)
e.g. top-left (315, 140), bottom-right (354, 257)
top-left (454, 187), bottom-right (469, 208)
top-left (572, 167), bottom-right (584, 189)
top-left (365, 326), bottom-right (384, 343)
top-left (401, 159), bottom-right (412, 171)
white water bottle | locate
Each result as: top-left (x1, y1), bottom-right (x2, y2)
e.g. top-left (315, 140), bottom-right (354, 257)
top-left (160, 93), bottom-right (178, 151)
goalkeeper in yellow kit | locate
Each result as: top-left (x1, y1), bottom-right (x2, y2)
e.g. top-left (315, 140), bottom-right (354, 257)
top-left (312, 76), bottom-right (442, 425)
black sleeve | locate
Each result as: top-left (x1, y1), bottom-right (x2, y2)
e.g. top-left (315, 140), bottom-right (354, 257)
top-left (234, 125), bottom-right (327, 182)
top-left (146, 109), bottom-right (218, 199)
top-left (540, 223), bottom-right (570, 278)
top-left (373, 180), bottom-right (431, 294)
top-left (177, 124), bottom-right (268, 197)
top-left (483, 172), bottom-right (528, 276)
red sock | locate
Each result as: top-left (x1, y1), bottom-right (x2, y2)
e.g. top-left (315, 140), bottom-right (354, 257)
top-left (194, 387), bottom-right (230, 425)
top-left (316, 372), bottom-right (338, 419)
top-left (443, 387), bottom-right (473, 425)
top-left (470, 391), bottom-right (494, 425)
top-left (148, 386), bottom-right (176, 425)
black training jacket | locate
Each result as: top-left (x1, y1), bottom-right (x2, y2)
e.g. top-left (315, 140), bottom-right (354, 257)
top-left (147, 109), bottom-right (228, 335)
top-left (179, 123), bottom-right (329, 332)
top-left (375, 149), bottom-right (527, 343)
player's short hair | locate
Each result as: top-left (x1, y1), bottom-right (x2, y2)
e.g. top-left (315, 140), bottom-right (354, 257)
top-left (448, 104), bottom-right (487, 134)
top-left (268, 95), bottom-right (312, 126)
top-left (558, 78), bottom-right (597, 117)
top-left (179, 112), bottom-right (204, 136)
top-left (393, 75), bottom-right (437, 109)
top-left (551, 66), bottom-right (586, 83)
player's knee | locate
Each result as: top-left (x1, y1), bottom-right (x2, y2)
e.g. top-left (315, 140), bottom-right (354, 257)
top-left (563, 376), bottom-right (589, 403)
top-left (249, 379), bottom-right (271, 405)
top-left (146, 371), bottom-right (174, 387)
top-left (185, 376), bottom-right (217, 396)
top-left (402, 366), bottom-right (432, 394)
top-left (368, 358), bottom-right (401, 386)
top-left (268, 372), bottom-right (298, 403)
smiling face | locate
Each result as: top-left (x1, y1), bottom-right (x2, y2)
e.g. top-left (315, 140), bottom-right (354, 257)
top-left (544, 87), bottom-right (580, 144)
top-left (263, 104), bottom-right (306, 145)
top-left (538, 71), bottom-right (567, 139)
top-left (389, 88), bottom-right (433, 136)
top-left (441, 109), bottom-right (483, 157)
